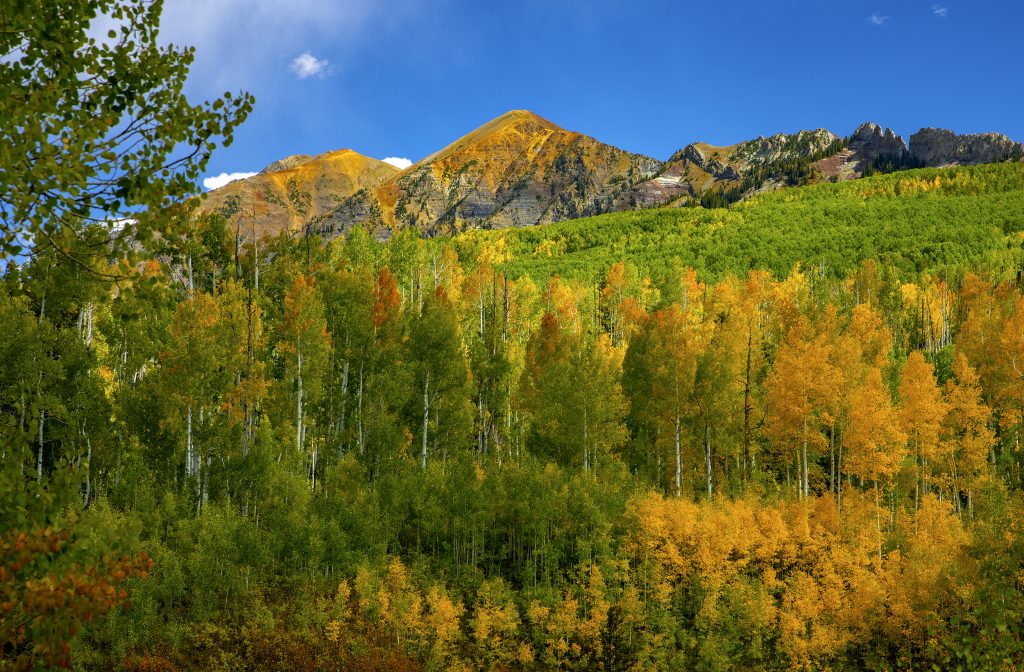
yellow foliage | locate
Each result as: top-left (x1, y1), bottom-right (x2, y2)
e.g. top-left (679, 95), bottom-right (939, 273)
top-left (424, 585), bottom-right (464, 649)
top-left (621, 487), bottom-right (972, 669)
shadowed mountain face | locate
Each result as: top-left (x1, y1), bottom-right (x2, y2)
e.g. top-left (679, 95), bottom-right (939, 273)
top-left (197, 149), bottom-right (400, 237)
top-left (199, 111), bottom-right (1023, 238)
top-left (317, 110), bottom-right (662, 238)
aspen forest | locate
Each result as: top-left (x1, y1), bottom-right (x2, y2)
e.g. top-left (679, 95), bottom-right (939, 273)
top-left (6, 1), bottom-right (1024, 669)
top-left (5, 170), bottom-right (1024, 669)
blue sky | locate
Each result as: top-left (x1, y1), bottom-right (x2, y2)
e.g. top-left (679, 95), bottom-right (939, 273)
top-left (151, 0), bottom-right (1024, 189)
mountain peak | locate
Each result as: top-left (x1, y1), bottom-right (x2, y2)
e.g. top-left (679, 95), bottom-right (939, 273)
top-left (454, 109), bottom-right (562, 142)
top-left (493, 109), bottom-right (559, 125)
top-left (261, 154), bottom-right (315, 174)
top-left (413, 110), bottom-right (565, 170)
top-left (199, 148), bottom-right (399, 235)
top-left (321, 109), bottom-right (660, 237)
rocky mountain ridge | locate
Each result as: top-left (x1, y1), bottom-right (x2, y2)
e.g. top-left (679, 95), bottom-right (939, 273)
top-left (909, 128), bottom-right (1023, 167)
top-left (199, 111), bottom-right (1023, 237)
top-left (317, 110), bottom-right (661, 238)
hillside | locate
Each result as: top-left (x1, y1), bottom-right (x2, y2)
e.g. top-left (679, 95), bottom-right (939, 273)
top-left (461, 162), bottom-right (1024, 282)
top-left (317, 110), bottom-right (661, 237)
top-left (197, 149), bottom-right (400, 236)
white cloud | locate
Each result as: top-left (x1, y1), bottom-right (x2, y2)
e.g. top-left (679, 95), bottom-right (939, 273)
top-left (289, 51), bottom-right (333, 79)
top-left (933, 5), bottom-right (948, 17)
top-left (203, 172), bottom-right (257, 190)
top-left (867, 12), bottom-right (889, 25)
top-left (382, 157), bottom-right (413, 170)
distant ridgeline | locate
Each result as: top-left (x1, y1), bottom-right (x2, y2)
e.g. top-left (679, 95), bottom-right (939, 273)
top-left (199, 110), bottom-right (1024, 240)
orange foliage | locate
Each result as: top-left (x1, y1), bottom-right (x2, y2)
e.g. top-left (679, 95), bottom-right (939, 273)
top-left (0, 527), bottom-right (151, 670)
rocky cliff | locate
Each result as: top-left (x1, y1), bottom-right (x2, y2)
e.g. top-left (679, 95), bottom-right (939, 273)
top-left (909, 128), bottom-right (1024, 167)
top-left (318, 110), bottom-right (661, 238)
top-left (198, 149), bottom-right (400, 236)
top-left (848, 122), bottom-right (906, 162)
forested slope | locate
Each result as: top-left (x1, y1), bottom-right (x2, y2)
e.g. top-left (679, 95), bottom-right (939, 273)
top-left (467, 163), bottom-right (1024, 283)
top-left (5, 164), bottom-right (1024, 671)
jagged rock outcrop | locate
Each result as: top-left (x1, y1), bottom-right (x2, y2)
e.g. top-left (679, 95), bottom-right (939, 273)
top-left (848, 122), bottom-right (906, 162)
top-left (909, 128), bottom-right (1024, 167)
top-left (319, 110), bottom-right (661, 238)
top-left (198, 149), bottom-right (400, 236)
top-left (617, 128), bottom-right (841, 208)
top-left (732, 129), bottom-right (840, 165)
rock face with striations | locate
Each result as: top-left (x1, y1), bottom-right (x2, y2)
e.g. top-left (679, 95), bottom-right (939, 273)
top-left (909, 128), bottom-right (1024, 167)
top-left (319, 110), bottom-right (661, 238)
top-left (198, 150), bottom-right (400, 237)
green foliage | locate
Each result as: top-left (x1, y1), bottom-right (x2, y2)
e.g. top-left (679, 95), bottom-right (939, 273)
top-left (461, 163), bottom-right (1024, 285)
top-left (0, 0), bottom-right (253, 263)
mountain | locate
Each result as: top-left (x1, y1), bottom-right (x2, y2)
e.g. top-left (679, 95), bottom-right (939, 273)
top-left (317, 110), bottom-right (661, 238)
top-left (197, 149), bottom-right (400, 236)
top-left (199, 113), bottom-right (1023, 239)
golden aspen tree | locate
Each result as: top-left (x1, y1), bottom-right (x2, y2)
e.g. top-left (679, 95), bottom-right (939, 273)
top-left (899, 351), bottom-right (948, 512)
top-left (955, 273), bottom-right (1006, 405)
top-left (828, 303), bottom-right (892, 507)
top-left (381, 558), bottom-right (423, 649)
top-left (766, 316), bottom-right (834, 499)
top-left (941, 353), bottom-right (995, 516)
top-left (998, 295), bottom-right (1024, 433)
top-left (470, 578), bottom-right (525, 669)
top-left (844, 368), bottom-right (907, 558)
top-left (623, 305), bottom-right (703, 496)
top-left (601, 260), bottom-right (654, 346)
top-left (423, 585), bottom-right (465, 664)
top-left (161, 293), bottom-right (231, 506)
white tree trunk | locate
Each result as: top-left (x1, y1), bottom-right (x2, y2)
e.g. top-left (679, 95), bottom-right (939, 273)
top-left (296, 340), bottom-right (304, 454)
top-left (583, 407), bottom-right (589, 473)
top-left (311, 440), bottom-right (318, 492)
top-left (36, 408), bottom-right (45, 481)
top-left (705, 422), bottom-right (712, 498)
top-left (674, 412), bottom-right (681, 498)
top-left (357, 362), bottom-right (364, 455)
top-left (83, 432), bottom-right (92, 507)
top-left (338, 359), bottom-right (349, 455)
top-left (186, 404), bottom-right (194, 478)
top-left (421, 372), bottom-right (430, 470)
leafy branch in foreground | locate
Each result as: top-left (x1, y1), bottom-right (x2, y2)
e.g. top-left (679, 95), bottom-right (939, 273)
top-left (0, 0), bottom-right (253, 267)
